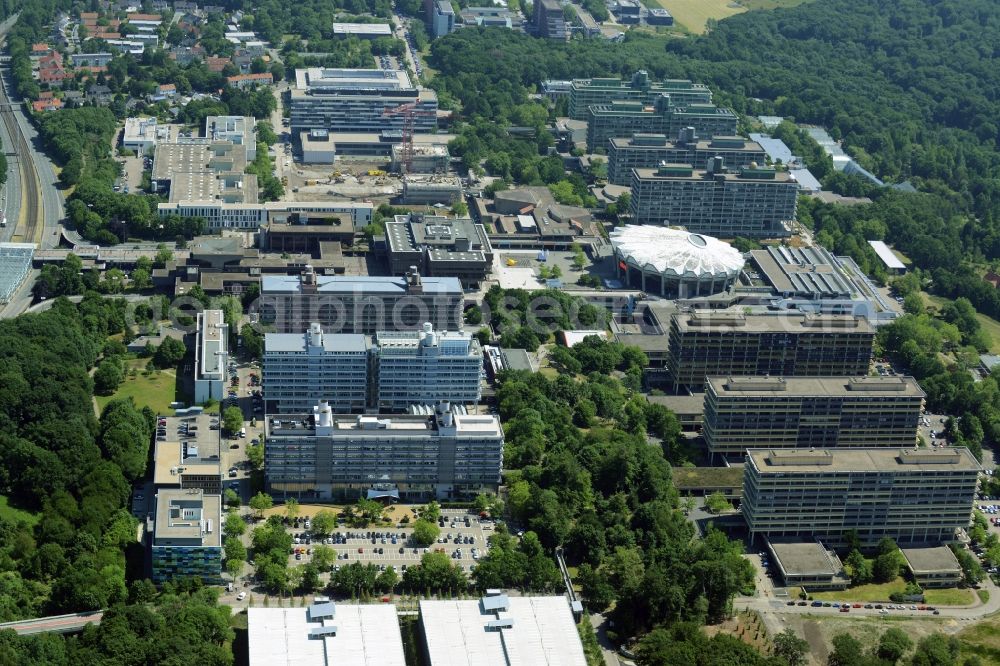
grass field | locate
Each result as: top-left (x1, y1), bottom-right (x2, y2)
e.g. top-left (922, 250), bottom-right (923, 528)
top-left (657, 0), bottom-right (745, 33)
top-left (957, 615), bottom-right (1000, 666)
top-left (923, 292), bottom-right (1000, 353)
top-left (0, 494), bottom-right (39, 526)
top-left (654, 0), bottom-right (809, 33)
top-left (812, 578), bottom-right (973, 606)
top-left (95, 360), bottom-right (184, 416)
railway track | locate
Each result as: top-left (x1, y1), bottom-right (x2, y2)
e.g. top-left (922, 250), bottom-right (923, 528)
top-left (0, 65), bottom-right (41, 244)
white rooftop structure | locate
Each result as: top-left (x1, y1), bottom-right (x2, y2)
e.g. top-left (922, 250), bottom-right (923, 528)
top-left (868, 240), bottom-right (906, 270)
top-left (332, 22), bottom-right (392, 37)
top-left (610, 225), bottom-right (744, 280)
top-left (248, 604), bottom-right (405, 666)
top-left (419, 595), bottom-right (587, 666)
top-left (295, 67), bottom-right (415, 92)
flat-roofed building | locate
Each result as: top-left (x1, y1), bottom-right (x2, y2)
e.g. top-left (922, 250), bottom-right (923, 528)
top-left (766, 541), bottom-right (850, 591)
top-left (429, 1), bottom-right (456, 38)
top-left (374, 323), bottom-right (482, 410)
top-left (419, 594), bottom-right (586, 666)
top-left (194, 309), bottom-right (227, 403)
top-left (265, 401), bottom-right (503, 500)
top-left (290, 68), bottom-right (438, 134)
top-left (158, 200), bottom-right (374, 230)
top-left (259, 265), bottom-right (463, 334)
top-left (743, 447), bottom-right (980, 547)
top-left (587, 97), bottom-right (737, 152)
top-left (385, 214), bottom-right (493, 287)
top-left (533, 0), bottom-right (568, 40)
top-left (401, 174), bottom-right (462, 205)
top-left (607, 130), bottom-right (767, 185)
top-left (263, 324), bottom-right (370, 413)
top-left (152, 412), bottom-right (223, 494)
top-left (569, 71), bottom-right (711, 120)
top-left (298, 130), bottom-right (454, 162)
top-left (901, 546), bottom-right (963, 588)
top-left (703, 375), bottom-right (924, 461)
top-left (391, 142), bottom-right (449, 173)
top-left (629, 161), bottom-right (798, 238)
top-left (667, 311), bottom-right (875, 392)
top-left (205, 115), bottom-right (256, 160)
top-left (152, 488), bottom-right (222, 583)
top-left (331, 22), bottom-right (393, 39)
top-left (248, 603), bottom-right (405, 666)
top-left (122, 116), bottom-right (161, 153)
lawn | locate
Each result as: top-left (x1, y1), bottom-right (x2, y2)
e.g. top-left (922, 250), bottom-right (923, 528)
top-left (978, 589), bottom-right (991, 604)
top-left (811, 580), bottom-right (905, 603)
top-left (812, 578), bottom-right (974, 606)
top-left (739, 0), bottom-right (811, 9)
top-left (923, 292), bottom-right (1000, 353)
top-left (95, 360), bottom-right (185, 416)
top-left (654, 0), bottom-right (745, 33)
top-left (924, 587), bottom-right (975, 606)
top-left (0, 494), bottom-right (39, 526)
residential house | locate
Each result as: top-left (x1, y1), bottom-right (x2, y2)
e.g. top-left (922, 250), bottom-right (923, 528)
top-left (226, 72), bottom-right (273, 90)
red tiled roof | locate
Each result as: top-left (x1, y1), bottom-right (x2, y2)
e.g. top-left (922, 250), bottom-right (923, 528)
top-left (32, 98), bottom-right (63, 112)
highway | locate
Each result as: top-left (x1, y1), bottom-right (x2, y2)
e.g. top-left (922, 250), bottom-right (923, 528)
top-left (0, 610), bottom-right (104, 636)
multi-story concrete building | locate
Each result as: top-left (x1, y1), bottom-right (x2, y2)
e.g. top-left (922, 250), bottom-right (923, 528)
top-left (157, 200), bottom-right (374, 231)
top-left (607, 130), bottom-right (767, 185)
top-left (205, 115), bottom-right (256, 160)
top-left (265, 401), bottom-right (503, 500)
top-left (385, 214), bottom-right (493, 287)
top-left (289, 68), bottom-right (438, 134)
top-left (374, 323), bottom-right (482, 410)
top-left (586, 96), bottom-right (737, 151)
top-left (193, 309), bottom-right (227, 403)
top-left (629, 161), bottom-right (798, 238)
top-left (263, 323), bottom-right (370, 413)
top-left (667, 311), bottom-right (875, 392)
top-left (743, 447), bottom-right (980, 547)
top-left (703, 376), bottom-right (925, 461)
top-left (152, 489), bottom-right (222, 583)
top-left (263, 322), bottom-right (481, 413)
top-left (259, 266), bottom-right (464, 334)
top-left (569, 71), bottom-right (712, 120)
top-left (533, 0), bottom-right (568, 39)
top-left (429, 0), bottom-right (456, 38)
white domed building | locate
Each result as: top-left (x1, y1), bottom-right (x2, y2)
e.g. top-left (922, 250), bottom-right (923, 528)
top-left (610, 225), bottom-right (744, 298)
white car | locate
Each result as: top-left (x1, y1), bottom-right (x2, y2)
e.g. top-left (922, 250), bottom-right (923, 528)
top-left (236, 592), bottom-right (247, 601)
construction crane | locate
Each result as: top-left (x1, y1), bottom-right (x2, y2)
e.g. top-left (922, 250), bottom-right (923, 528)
top-left (382, 102), bottom-right (437, 175)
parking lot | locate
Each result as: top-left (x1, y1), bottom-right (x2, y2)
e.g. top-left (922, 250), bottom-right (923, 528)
top-left (281, 509), bottom-right (492, 574)
top-left (220, 357), bottom-right (264, 500)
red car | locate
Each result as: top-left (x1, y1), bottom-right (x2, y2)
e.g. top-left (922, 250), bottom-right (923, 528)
top-left (839, 606), bottom-right (850, 613)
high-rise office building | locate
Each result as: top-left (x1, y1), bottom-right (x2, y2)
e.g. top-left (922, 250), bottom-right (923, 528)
top-left (374, 323), bottom-right (482, 411)
top-left (259, 266), bottom-right (463, 334)
top-left (628, 161), bottom-right (798, 238)
top-left (152, 489), bottom-right (222, 583)
top-left (289, 68), bottom-right (438, 134)
top-left (607, 130), bottom-right (767, 185)
top-left (743, 447), bottom-right (979, 547)
top-left (667, 311), bottom-right (875, 392)
top-left (703, 376), bottom-right (925, 461)
top-left (263, 323), bottom-right (482, 413)
top-left (265, 401), bottom-right (503, 501)
top-left (569, 71), bottom-right (712, 120)
top-left (263, 323), bottom-right (370, 413)
top-left (586, 96), bottom-right (737, 151)
top-left (533, 0), bottom-right (568, 40)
